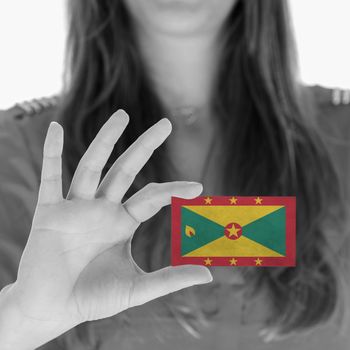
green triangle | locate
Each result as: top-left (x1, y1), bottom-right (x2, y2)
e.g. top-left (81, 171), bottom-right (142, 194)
top-left (242, 207), bottom-right (286, 255)
top-left (181, 207), bottom-right (224, 255)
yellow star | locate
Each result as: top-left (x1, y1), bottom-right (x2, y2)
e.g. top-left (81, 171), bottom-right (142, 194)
top-left (255, 258), bottom-right (263, 266)
top-left (204, 257), bottom-right (212, 265)
top-left (204, 197), bottom-right (212, 205)
top-left (229, 196), bottom-right (238, 204)
top-left (229, 257), bottom-right (238, 266)
top-left (255, 197), bottom-right (263, 204)
top-left (227, 225), bottom-right (241, 238)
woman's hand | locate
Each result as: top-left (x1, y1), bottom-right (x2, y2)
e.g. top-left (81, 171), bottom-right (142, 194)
top-left (0, 110), bottom-right (212, 349)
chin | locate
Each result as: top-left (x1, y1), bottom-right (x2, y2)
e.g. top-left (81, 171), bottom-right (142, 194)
top-left (124, 0), bottom-right (237, 36)
top-left (146, 2), bottom-right (215, 36)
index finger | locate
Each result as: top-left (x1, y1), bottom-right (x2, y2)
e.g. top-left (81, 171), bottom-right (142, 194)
top-left (66, 110), bottom-right (129, 200)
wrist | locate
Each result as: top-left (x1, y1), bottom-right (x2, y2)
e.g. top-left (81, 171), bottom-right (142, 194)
top-left (0, 282), bottom-right (73, 350)
top-left (0, 283), bottom-right (35, 349)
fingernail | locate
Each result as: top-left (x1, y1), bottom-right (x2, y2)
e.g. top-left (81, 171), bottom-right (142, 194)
top-left (196, 266), bottom-right (213, 283)
top-left (157, 118), bottom-right (172, 132)
top-left (188, 182), bottom-right (203, 192)
top-left (113, 110), bottom-right (129, 123)
top-left (49, 121), bottom-right (61, 129)
top-left (48, 121), bottom-right (63, 137)
top-left (202, 274), bottom-right (213, 283)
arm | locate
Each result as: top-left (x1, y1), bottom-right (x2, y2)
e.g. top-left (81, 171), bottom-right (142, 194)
top-left (0, 115), bottom-right (65, 349)
top-left (0, 283), bottom-right (71, 350)
top-left (0, 111), bottom-right (212, 349)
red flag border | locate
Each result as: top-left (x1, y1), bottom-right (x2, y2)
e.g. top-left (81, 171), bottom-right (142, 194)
top-left (171, 196), bottom-right (296, 267)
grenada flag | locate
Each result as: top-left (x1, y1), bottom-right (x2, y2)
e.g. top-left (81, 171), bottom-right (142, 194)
top-left (171, 196), bottom-right (296, 267)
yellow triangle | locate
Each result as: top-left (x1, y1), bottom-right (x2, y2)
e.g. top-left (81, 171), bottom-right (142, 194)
top-left (184, 236), bottom-right (284, 257)
top-left (183, 205), bottom-right (284, 227)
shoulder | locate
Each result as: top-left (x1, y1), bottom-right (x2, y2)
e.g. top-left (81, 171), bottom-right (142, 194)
top-left (304, 84), bottom-right (350, 139)
top-left (0, 95), bottom-right (59, 127)
top-left (304, 85), bottom-right (350, 203)
top-left (0, 96), bottom-right (61, 182)
top-left (0, 96), bottom-right (73, 197)
top-left (0, 97), bottom-right (61, 285)
top-left (307, 84), bottom-right (350, 109)
top-left (0, 95), bottom-right (60, 148)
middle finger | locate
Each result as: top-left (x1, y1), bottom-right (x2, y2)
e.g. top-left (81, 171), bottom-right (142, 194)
top-left (96, 118), bottom-right (172, 203)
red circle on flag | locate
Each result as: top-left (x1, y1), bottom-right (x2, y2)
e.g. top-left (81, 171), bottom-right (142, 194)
top-left (224, 222), bottom-right (242, 240)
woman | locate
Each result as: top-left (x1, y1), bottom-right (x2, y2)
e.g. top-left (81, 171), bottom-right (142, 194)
top-left (0, 0), bottom-right (349, 349)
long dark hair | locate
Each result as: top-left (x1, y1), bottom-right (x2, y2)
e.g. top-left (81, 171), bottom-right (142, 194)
top-left (57, 0), bottom-right (348, 346)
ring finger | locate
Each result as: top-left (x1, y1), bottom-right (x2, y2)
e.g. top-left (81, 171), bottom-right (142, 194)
top-left (96, 118), bottom-right (172, 203)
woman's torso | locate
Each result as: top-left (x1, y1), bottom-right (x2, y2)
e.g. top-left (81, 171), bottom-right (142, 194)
top-left (0, 86), bottom-right (350, 349)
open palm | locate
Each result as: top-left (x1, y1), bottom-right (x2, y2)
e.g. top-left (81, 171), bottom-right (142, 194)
top-left (11, 110), bottom-right (212, 344)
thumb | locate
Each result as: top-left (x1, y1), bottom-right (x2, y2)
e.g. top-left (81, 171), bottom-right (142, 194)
top-left (130, 265), bottom-right (213, 307)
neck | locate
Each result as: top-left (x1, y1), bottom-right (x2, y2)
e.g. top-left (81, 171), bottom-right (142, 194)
top-left (135, 28), bottom-right (220, 115)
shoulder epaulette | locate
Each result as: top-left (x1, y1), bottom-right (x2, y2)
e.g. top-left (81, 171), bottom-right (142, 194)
top-left (311, 85), bottom-right (350, 107)
top-left (13, 95), bottom-right (59, 119)
top-left (330, 87), bottom-right (350, 106)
